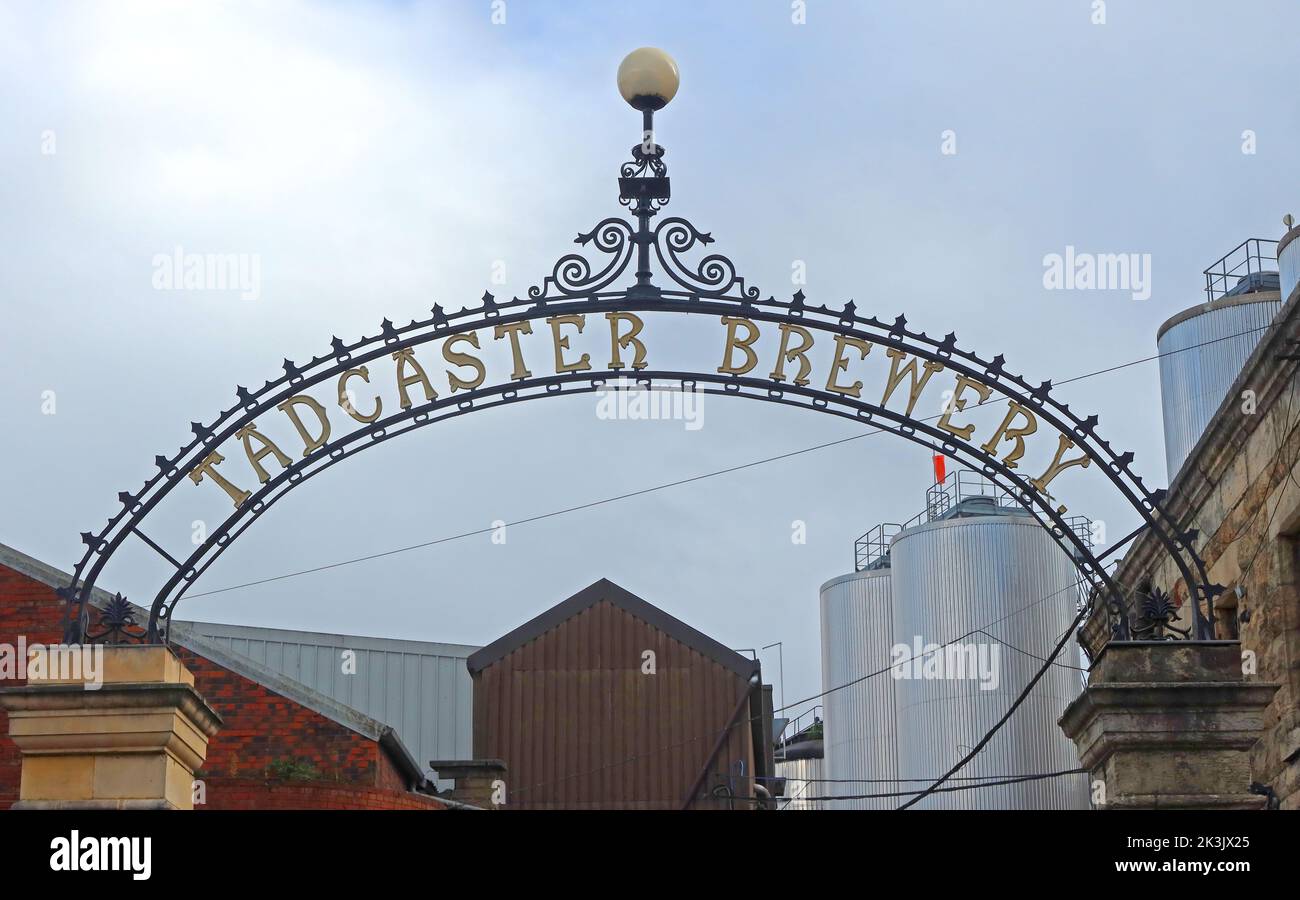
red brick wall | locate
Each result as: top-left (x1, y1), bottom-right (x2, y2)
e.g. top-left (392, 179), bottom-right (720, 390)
top-left (0, 565), bottom-right (64, 806)
top-left (197, 778), bottom-right (446, 810)
top-left (174, 644), bottom-right (385, 786)
top-left (0, 562), bottom-right (442, 811)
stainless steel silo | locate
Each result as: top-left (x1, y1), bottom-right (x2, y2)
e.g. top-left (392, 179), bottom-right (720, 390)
top-left (889, 514), bottom-right (1089, 810)
top-left (819, 569), bottom-right (897, 810)
top-left (1157, 293), bottom-right (1281, 481)
top-left (776, 754), bottom-right (825, 810)
top-left (1281, 225), bottom-right (1300, 305)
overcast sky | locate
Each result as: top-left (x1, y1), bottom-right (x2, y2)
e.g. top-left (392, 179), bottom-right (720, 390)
top-left (2, 0), bottom-right (1297, 717)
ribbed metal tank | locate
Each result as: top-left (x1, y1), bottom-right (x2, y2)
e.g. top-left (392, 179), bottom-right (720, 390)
top-left (1157, 293), bottom-right (1281, 480)
top-left (776, 755), bottom-right (825, 810)
top-left (1281, 226), bottom-right (1300, 304)
top-left (889, 515), bottom-right (1089, 809)
top-left (819, 569), bottom-right (897, 810)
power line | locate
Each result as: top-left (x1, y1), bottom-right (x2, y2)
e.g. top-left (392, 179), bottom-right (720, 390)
top-left (774, 571), bottom-right (1096, 714)
top-left (505, 767), bottom-right (1090, 807)
top-left (1052, 322), bottom-right (1273, 386)
top-left (762, 771), bottom-right (1074, 783)
top-left (479, 324), bottom-right (1278, 805)
top-left (507, 565), bottom-right (1108, 800)
top-left (969, 628), bottom-right (1089, 672)
top-left (496, 765), bottom-right (1089, 807)
top-left (887, 531), bottom-right (1140, 809)
top-left (896, 587), bottom-right (1100, 810)
top-left (878, 326), bottom-right (1295, 809)
top-left (184, 321), bottom-right (1279, 600)
top-left (794, 767), bottom-right (1088, 803)
top-left (184, 430), bottom-right (875, 599)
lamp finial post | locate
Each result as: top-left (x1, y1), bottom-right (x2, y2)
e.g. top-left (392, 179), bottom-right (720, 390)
top-left (616, 48), bottom-right (680, 299)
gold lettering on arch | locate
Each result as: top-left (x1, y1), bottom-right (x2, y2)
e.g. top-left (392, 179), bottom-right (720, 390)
top-left (276, 395), bottom-right (331, 457)
top-left (179, 311), bottom-right (1100, 513)
top-left (936, 375), bottom-right (992, 441)
top-left (979, 400), bottom-right (1038, 470)
top-left (717, 316), bottom-right (760, 375)
top-left (880, 348), bottom-right (945, 417)
top-left (825, 334), bottom-right (873, 398)
top-left (235, 422), bottom-right (292, 484)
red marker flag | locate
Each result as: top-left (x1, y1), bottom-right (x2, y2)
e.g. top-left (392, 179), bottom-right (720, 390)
top-left (932, 454), bottom-right (947, 485)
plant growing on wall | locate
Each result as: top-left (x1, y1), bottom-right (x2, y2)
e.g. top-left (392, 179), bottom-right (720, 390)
top-left (265, 758), bottom-right (322, 782)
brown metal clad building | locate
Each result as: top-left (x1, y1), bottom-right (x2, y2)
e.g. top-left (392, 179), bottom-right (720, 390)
top-left (466, 579), bottom-right (774, 810)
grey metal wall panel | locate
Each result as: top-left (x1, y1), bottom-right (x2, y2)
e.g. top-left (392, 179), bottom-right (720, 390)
top-left (819, 569), bottom-right (897, 810)
top-left (1158, 297), bottom-right (1282, 480)
top-left (178, 620), bottom-right (477, 782)
top-left (889, 516), bottom-right (1089, 809)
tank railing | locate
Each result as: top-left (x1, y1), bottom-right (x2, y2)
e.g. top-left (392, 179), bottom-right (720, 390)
top-left (855, 523), bottom-right (901, 571)
top-left (776, 707), bottom-right (822, 759)
top-left (926, 468), bottom-right (1016, 518)
top-left (784, 706), bottom-right (821, 740)
top-left (1062, 515), bottom-right (1094, 557)
top-left (1203, 238), bottom-right (1279, 303)
top-left (853, 469), bottom-right (1094, 572)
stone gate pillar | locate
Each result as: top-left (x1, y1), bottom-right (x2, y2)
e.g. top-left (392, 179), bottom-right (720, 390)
top-left (0, 644), bottom-right (222, 810)
top-left (1059, 641), bottom-right (1278, 809)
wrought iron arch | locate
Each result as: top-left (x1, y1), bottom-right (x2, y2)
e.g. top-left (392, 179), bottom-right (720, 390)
top-left (61, 114), bottom-right (1219, 647)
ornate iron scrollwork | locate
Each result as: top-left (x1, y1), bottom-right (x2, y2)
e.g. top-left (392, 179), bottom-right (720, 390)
top-left (525, 126), bottom-right (761, 303)
top-left (620, 141), bottom-right (668, 181)
top-left (527, 218), bottom-right (636, 301)
top-left (652, 217), bottom-right (761, 301)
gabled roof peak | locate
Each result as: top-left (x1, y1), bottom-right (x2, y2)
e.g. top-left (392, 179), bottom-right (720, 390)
top-left (465, 579), bottom-right (758, 679)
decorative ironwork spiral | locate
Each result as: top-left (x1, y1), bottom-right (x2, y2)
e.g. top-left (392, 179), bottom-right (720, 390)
top-left (652, 217), bottom-right (760, 301)
top-left (528, 217), bottom-right (635, 300)
top-left (621, 143), bottom-right (667, 179)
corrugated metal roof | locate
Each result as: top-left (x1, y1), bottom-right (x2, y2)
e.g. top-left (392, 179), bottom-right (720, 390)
top-left (174, 619), bottom-right (477, 780)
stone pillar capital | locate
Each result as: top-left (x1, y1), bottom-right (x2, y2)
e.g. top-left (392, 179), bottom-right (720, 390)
top-left (1060, 641), bottom-right (1278, 810)
top-left (0, 645), bottom-right (221, 810)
